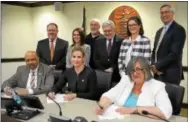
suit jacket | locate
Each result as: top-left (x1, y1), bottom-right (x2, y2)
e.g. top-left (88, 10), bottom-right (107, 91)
top-left (85, 33), bottom-right (105, 69)
top-left (93, 34), bottom-right (123, 82)
top-left (1, 63), bottom-right (54, 95)
top-left (51, 66), bottom-right (97, 100)
top-left (102, 75), bottom-right (172, 119)
top-left (151, 21), bottom-right (186, 85)
top-left (36, 38), bottom-right (68, 70)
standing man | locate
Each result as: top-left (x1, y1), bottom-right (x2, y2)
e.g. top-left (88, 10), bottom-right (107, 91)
top-left (151, 4), bottom-right (186, 85)
top-left (1, 51), bottom-right (54, 95)
top-left (85, 19), bottom-right (104, 69)
top-left (94, 20), bottom-right (123, 82)
top-left (36, 23), bottom-right (68, 71)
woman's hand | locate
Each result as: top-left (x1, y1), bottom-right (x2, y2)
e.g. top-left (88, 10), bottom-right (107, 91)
top-left (63, 93), bottom-right (77, 101)
top-left (116, 107), bottom-right (136, 114)
top-left (48, 92), bottom-right (56, 99)
top-left (95, 103), bottom-right (105, 115)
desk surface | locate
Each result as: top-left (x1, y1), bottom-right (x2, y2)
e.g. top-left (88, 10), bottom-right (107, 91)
top-left (2, 94), bottom-right (188, 122)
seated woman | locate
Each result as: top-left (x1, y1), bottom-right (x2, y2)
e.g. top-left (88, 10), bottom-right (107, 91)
top-left (66, 27), bottom-right (91, 68)
top-left (118, 16), bottom-right (151, 77)
top-left (95, 57), bottom-right (172, 120)
top-left (48, 46), bottom-right (97, 100)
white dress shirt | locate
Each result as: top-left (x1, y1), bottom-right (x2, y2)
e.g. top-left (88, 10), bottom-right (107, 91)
top-left (26, 67), bottom-right (38, 94)
top-left (102, 75), bottom-right (172, 119)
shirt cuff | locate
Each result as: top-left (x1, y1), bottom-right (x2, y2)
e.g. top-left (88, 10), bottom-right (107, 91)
top-left (27, 88), bottom-right (34, 94)
top-left (120, 72), bottom-right (125, 77)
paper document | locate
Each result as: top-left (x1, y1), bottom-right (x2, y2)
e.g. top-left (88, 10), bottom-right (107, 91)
top-left (1, 93), bottom-right (12, 98)
top-left (47, 94), bottom-right (68, 104)
top-left (98, 104), bottom-right (124, 120)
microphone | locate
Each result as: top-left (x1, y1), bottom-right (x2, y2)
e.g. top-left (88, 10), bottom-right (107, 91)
top-left (142, 110), bottom-right (169, 122)
top-left (47, 94), bottom-right (62, 116)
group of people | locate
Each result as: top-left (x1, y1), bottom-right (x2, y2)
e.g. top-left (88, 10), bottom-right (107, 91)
top-left (1, 4), bottom-right (186, 120)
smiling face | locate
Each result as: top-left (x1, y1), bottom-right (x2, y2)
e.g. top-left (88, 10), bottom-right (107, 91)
top-left (25, 51), bottom-right (39, 70)
top-left (131, 61), bottom-right (145, 84)
top-left (71, 50), bottom-right (84, 68)
top-left (160, 6), bottom-right (174, 24)
top-left (47, 24), bottom-right (58, 41)
top-left (90, 20), bottom-right (100, 35)
top-left (73, 30), bottom-right (81, 44)
top-left (103, 25), bottom-right (115, 40)
top-left (128, 20), bottom-right (140, 36)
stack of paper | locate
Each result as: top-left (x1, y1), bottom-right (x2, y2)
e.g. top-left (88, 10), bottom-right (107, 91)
top-left (47, 94), bottom-right (68, 104)
top-left (98, 104), bottom-right (124, 120)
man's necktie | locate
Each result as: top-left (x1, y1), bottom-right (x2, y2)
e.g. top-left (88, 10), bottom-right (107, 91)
top-left (50, 40), bottom-right (54, 62)
top-left (30, 71), bottom-right (35, 88)
top-left (155, 26), bottom-right (167, 62)
top-left (107, 39), bottom-right (112, 55)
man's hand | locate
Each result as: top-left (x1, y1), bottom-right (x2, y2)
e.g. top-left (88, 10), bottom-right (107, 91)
top-left (63, 93), bottom-right (77, 101)
top-left (151, 65), bottom-right (163, 75)
top-left (16, 88), bottom-right (29, 96)
top-left (104, 67), bottom-right (113, 72)
top-left (48, 92), bottom-right (56, 99)
top-left (4, 87), bottom-right (13, 96)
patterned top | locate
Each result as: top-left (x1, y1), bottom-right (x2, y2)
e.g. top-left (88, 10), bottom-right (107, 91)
top-left (118, 35), bottom-right (151, 76)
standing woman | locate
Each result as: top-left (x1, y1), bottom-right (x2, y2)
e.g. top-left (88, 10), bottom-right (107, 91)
top-left (48, 46), bottom-right (97, 100)
top-left (66, 27), bottom-right (91, 68)
top-left (118, 16), bottom-right (151, 77)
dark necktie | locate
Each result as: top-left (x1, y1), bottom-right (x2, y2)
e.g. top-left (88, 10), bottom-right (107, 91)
top-left (107, 39), bottom-right (112, 55)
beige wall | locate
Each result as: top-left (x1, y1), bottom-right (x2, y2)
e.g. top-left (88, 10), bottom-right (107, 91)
top-left (1, 2), bottom-right (187, 103)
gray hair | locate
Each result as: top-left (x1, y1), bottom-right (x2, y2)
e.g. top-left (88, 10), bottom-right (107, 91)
top-left (90, 18), bottom-right (101, 25)
top-left (126, 57), bottom-right (152, 81)
top-left (160, 4), bottom-right (175, 13)
top-left (102, 20), bottom-right (115, 29)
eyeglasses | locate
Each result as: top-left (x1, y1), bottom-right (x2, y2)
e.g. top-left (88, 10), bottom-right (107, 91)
top-left (130, 68), bottom-right (143, 74)
top-left (103, 29), bottom-right (113, 33)
top-left (128, 24), bottom-right (138, 27)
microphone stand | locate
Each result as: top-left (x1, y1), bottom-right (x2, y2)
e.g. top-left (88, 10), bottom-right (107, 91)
top-left (47, 95), bottom-right (62, 116)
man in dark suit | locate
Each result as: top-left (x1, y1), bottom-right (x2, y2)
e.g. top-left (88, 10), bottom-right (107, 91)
top-left (151, 4), bottom-right (186, 85)
top-left (1, 51), bottom-right (54, 96)
top-left (94, 20), bottom-right (123, 82)
top-left (85, 18), bottom-right (104, 69)
top-left (36, 23), bottom-right (68, 71)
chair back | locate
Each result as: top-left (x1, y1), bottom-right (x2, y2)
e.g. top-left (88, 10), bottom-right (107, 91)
top-left (165, 83), bottom-right (185, 115)
top-left (95, 70), bottom-right (112, 100)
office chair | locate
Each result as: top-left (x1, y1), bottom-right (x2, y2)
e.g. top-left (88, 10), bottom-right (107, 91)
top-left (95, 70), bottom-right (112, 100)
top-left (53, 70), bottom-right (62, 85)
top-left (165, 83), bottom-right (185, 115)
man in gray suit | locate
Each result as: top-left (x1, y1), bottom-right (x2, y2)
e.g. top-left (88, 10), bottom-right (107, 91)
top-left (2, 51), bottom-right (54, 95)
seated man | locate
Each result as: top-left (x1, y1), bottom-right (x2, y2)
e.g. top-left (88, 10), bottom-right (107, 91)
top-left (1, 51), bottom-right (54, 96)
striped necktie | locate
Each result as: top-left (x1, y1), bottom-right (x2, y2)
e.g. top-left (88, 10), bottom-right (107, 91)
top-left (30, 71), bottom-right (35, 88)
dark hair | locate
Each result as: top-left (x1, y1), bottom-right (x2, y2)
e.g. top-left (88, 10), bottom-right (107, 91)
top-left (127, 16), bottom-right (144, 36)
top-left (71, 46), bottom-right (85, 57)
top-left (47, 23), bottom-right (58, 29)
top-left (72, 27), bottom-right (85, 46)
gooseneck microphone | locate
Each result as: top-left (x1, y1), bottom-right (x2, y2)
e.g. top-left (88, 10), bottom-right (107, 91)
top-left (142, 110), bottom-right (169, 122)
top-left (47, 94), bottom-right (62, 116)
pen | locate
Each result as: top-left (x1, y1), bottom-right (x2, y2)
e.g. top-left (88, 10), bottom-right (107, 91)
top-left (97, 102), bottom-right (103, 110)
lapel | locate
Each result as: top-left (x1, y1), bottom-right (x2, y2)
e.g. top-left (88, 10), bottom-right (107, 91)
top-left (103, 39), bottom-right (108, 56)
top-left (44, 39), bottom-right (51, 62)
top-left (37, 63), bottom-right (43, 88)
top-left (155, 28), bottom-right (163, 48)
top-left (23, 67), bottom-right (30, 87)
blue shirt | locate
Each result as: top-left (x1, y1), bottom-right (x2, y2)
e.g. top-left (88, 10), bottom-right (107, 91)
top-left (123, 93), bottom-right (138, 107)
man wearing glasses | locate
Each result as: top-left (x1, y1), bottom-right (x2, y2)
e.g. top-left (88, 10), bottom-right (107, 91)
top-left (151, 4), bottom-right (186, 85)
top-left (93, 20), bottom-right (123, 82)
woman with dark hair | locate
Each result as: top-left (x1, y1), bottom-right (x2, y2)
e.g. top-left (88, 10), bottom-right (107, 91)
top-left (66, 27), bottom-right (91, 68)
top-left (48, 46), bottom-right (97, 100)
top-left (118, 16), bottom-right (151, 77)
